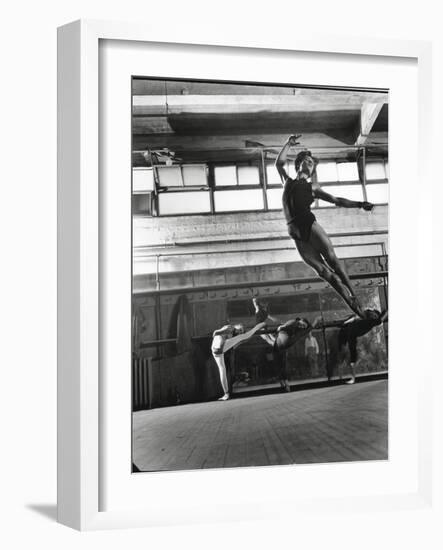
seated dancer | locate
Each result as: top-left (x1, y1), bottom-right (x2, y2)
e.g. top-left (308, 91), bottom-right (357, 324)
top-left (211, 320), bottom-right (266, 401)
top-left (253, 298), bottom-right (321, 392)
top-left (276, 135), bottom-right (374, 318)
top-left (335, 309), bottom-right (388, 384)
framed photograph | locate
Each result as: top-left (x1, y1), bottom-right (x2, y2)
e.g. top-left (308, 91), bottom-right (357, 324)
top-left (57, 19), bottom-right (433, 530)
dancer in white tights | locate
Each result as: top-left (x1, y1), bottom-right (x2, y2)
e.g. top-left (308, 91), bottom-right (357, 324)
top-left (211, 321), bottom-right (266, 401)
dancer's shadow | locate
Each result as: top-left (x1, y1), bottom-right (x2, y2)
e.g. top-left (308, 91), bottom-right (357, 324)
top-left (26, 504), bottom-right (57, 522)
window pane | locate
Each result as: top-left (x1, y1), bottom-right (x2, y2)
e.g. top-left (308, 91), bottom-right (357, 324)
top-left (267, 187), bottom-right (283, 210)
top-left (214, 165), bottom-right (237, 186)
top-left (266, 164), bottom-right (281, 184)
top-left (365, 161), bottom-right (386, 180)
top-left (318, 184), bottom-right (363, 207)
top-left (366, 183), bottom-right (389, 203)
top-left (214, 189), bottom-right (264, 212)
top-left (337, 162), bottom-right (359, 181)
top-left (182, 165), bottom-right (207, 187)
top-left (133, 168), bottom-right (155, 193)
top-left (158, 192), bottom-right (211, 215)
top-left (132, 194), bottom-right (152, 215)
top-left (238, 165), bottom-right (260, 186)
top-left (316, 162), bottom-right (338, 182)
top-left (156, 166), bottom-right (183, 187)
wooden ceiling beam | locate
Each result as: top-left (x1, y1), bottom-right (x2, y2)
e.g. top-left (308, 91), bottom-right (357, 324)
top-left (132, 111), bottom-right (360, 136)
top-left (132, 131), bottom-right (363, 152)
top-left (355, 102), bottom-right (385, 146)
top-left (133, 93), bottom-right (389, 116)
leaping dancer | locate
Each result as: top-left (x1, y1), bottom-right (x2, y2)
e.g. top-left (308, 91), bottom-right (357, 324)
top-left (211, 321), bottom-right (266, 401)
top-left (276, 135), bottom-right (374, 318)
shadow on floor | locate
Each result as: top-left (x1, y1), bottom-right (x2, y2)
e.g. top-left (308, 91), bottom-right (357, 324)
top-left (26, 504), bottom-right (57, 522)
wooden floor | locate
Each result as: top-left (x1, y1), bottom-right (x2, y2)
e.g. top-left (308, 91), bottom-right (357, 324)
top-left (133, 380), bottom-right (388, 471)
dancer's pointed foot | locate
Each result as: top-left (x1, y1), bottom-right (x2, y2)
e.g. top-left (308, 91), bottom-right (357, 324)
top-left (349, 295), bottom-right (364, 318)
top-left (280, 379), bottom-right (291, 392)
top-left (218, 393), bottom-right (230, 401)
top-left (345, 375), bottom-right (355, 385)
top-left (253, 298), bottom-right (268, 323)
top-left (252, 297), bottom-right (264, 311)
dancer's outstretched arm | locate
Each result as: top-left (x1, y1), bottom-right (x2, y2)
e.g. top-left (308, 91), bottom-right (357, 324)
top-left (222, 322), bottom-right (266, 353)
top-left (315, 314), bottom-right (356, 329)
top-left (313, 185), bottom-right (374, 211)
top-left (343, 313), bottom-right (359, 325)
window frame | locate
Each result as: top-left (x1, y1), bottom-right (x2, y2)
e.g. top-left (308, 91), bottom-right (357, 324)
top-left (132, 153), bottom-right (389, 217)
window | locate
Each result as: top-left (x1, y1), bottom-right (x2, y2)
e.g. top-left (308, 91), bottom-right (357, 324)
top-left (214, 165), bottom-right (260, 186)
top-left (266, 164), bottom-right (281, 185)
top-left (214, 166), bottom-right (237, 186)
top-left (156, 164), bottom-right (208, 188)
top-left (158, 191), bottom-right (211, 215)
top-left (366, 183), bottom-right (389, 204)
top-left (212, 162), bottom-right (263, 212)
top-left (365, 161), bottom-right (387, 181)
top-left (237, 166), bottom-right (260, 186)
top-left (132, 194), bottom-right (153, 215)
top-left (133, 168), bottom-right (155, 193)
top-left (337, 161), bottom-right (359, 182)
top-left (317, 161), bottom-right (359, 183)
top-left (266, 187), bottom-right (283, 210)
top-left (182, 165), bottom-right (208, 187)
top-left (316, 162), bottom-right (338, 182)
top-left (156, 165), bottom-right (183, 187)
top-left (213, 189), bottom-right (264, 212)
top-left (132, 155), bottom-right (388, 217)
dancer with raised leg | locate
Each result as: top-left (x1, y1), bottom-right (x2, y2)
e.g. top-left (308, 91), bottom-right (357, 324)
top-left (253, 298), bottom-right (322, 391)
top-left (211, 320), bottom-right (266, 401)
top-left (276, 135), bottom-right (374, 317)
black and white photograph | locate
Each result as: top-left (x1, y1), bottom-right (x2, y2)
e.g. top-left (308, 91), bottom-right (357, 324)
top-left (4, 0), bottom-right (439, 543)
top-left (131, 77), bottom-right (389, 472)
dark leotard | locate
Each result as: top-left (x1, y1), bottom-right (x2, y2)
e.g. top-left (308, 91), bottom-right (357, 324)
top-left (254, 309), bottom-right (311, 381)
top-left (274, 319), bottom-right (311, 352)
top-left (274, 320), bottom-right (311, 380)
top-left (254, 310), bottom-right (310, 351)
top-left (338, 318), bottom-right (381, 362)
top-left (282, 178), bottom-right (316, 242)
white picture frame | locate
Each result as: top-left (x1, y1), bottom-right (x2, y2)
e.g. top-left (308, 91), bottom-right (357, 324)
top-left (57, 19), bottom-right (434, 531)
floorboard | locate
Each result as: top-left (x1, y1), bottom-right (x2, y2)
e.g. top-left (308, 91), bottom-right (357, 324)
top-left (133, 380), bottom-right (388, 471)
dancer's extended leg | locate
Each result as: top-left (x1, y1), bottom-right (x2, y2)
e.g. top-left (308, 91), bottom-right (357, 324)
top-left (309, 223), bottom-right (364, 316)
top-left (222, 322), bottom-right (266, 354)
top-left (273, 331), bottom-right (291, 391)
top-left (345, 336), bottom-right (357, 384)
top-left (212, 354), bottom-right (230, 399)
top-left (252, 298), bottom-right (277, 346)
top-left (296, 237), bottom-right (363, 317)
top-left (338, 327), bottom-right (356, 384)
